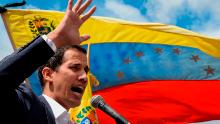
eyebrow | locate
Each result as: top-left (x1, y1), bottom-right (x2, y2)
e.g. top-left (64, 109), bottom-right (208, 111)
top-left (68, 64), bottom-right (89, 72)
top-left (69, 63), bottom-right (81, 66)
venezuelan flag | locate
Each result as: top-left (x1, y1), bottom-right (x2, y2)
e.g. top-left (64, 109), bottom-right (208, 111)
top-left (80, 17), bottom-right (220, 123)
top-left (2, 9), bottom-right (220, 123)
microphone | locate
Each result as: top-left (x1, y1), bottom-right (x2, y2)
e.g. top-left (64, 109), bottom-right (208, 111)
top-left (90, 95), bottom-right (130, 124)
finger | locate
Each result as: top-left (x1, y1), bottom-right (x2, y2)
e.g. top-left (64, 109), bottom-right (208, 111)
top-left (77, 0), bottom-right (92, 15)
top-left (80, 6), bottom-right (96, 23)
top-left (80, 34), bottom-right (90, 42)
top-left (72, 0), bottom-right (83, 12)
top-left (67, 0), bottom-right (73, 11)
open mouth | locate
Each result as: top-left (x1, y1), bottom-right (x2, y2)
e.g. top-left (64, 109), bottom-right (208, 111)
top-left (71, 86), bottom-right (84, 94)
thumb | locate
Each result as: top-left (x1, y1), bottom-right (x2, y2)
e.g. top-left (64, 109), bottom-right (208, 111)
top-left (80, 34), bottom-right (90, 42)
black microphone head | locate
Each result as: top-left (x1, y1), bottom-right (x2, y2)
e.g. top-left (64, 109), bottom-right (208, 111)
top-left (90, 95), bottom-right (105, 108)
top-left (91, 95), bottom-right (130, 123)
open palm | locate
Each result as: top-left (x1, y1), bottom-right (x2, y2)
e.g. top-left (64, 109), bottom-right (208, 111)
top-left (48, 0), bottom-right (96, 47)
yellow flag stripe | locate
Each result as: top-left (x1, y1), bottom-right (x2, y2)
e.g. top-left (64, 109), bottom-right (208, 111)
top-left (2, 9), bottom-right (64, 48)
top-left (3, 9), bottom-right (220, 58)
top-left (80, 16), bottom-right (220, 58)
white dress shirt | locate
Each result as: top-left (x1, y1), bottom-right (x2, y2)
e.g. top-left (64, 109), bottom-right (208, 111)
top-left (42, 94), bottom-right (75, 124)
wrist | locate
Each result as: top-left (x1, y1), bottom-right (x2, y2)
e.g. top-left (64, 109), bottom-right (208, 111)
top-left (47, 31), bottom-right (66, 48)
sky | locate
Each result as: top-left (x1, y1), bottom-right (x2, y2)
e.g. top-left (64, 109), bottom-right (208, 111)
top-left (0, 1), bottom-right (220, 123)
top-left (0, 0), bottom-right (220, 60)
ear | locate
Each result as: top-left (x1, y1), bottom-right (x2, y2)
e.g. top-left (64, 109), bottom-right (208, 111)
top-left (41, 67), bottom-right (54, 82)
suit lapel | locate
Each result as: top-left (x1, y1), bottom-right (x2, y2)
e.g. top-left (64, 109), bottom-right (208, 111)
top-left (39, 95), bottom-right (56, 124)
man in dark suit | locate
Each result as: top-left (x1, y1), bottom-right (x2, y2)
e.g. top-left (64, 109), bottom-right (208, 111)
top-left (38, 45), bottom-right (89, 124)
top-left (0, 0), bottom-right (96, 123)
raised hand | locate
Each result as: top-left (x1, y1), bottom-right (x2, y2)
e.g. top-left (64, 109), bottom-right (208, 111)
top-left (48, 0), bottom-right (96, 48)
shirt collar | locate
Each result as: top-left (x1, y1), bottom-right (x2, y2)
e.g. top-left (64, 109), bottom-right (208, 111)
top-left (42, 94), bottom-right (68, 119)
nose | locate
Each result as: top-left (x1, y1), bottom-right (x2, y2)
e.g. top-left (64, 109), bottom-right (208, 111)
top-left (79, 70), bottom-right (88, 84)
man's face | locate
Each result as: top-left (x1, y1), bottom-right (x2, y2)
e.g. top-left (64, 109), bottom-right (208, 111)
top-left (50, 49), bottom-right (88, 109)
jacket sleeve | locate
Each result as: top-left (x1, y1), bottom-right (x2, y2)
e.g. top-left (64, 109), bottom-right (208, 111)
top-left (0, 35), bottom-right (55, 90)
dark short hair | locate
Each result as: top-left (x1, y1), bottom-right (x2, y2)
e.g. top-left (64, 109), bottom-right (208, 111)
top-left (38, 45), bottom-right (87, 89)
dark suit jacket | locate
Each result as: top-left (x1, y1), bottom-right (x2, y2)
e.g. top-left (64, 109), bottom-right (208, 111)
top-left (0, 36), bottom-right (56, 124)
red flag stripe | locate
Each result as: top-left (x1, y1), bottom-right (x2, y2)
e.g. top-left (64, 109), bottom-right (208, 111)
top-left (93, 80), bottom-right (220, 124)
